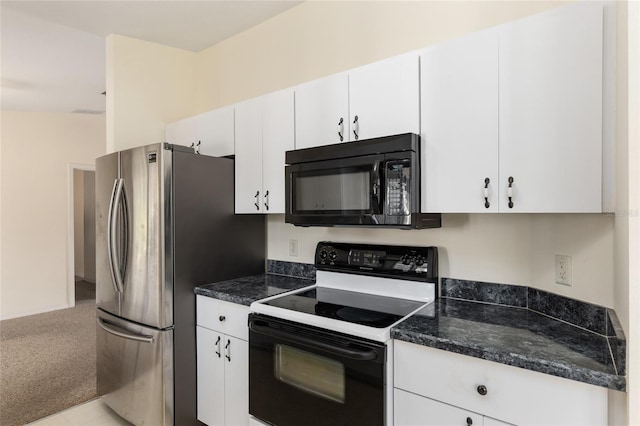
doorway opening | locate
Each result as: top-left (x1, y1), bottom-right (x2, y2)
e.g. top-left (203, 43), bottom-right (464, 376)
top-left (68, 164), bottom-right (96, 307)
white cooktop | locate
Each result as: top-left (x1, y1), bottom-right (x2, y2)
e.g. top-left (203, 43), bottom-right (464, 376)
top-left (250, 271), bottom-right (436, 342)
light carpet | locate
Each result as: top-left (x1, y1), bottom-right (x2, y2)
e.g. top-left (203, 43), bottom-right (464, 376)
top-left (0, 281), bottom-right (97, 426)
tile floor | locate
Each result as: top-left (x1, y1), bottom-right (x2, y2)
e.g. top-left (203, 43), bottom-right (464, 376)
top-left (28, 399), bottom-right (132, 426)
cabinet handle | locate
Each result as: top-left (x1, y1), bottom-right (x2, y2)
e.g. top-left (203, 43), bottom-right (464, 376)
top-left (483, 178), bottom-right (490, 209)
top-left (219, 315), bottom-right (226, 322)
top-left (352, 115), bottom-right (359, 140)
top-left (477, 385), bottom-right (488, 396)
top-left (254, 191), bottom-right (260, 210)
top-left (215, 335), bottom-right (221, 358)
top-left (337, 117), bottom-right (344, 142)
top-left (190, 140), bottom-right (201, 154)
top-left (507, 177), bottom-right (514, 209)
top-left (264, 190), bottom-right (270, 211)
top-left (466, 417), bottom-right (473, 426)
top-left (225, 339), bottom-right (231, 362)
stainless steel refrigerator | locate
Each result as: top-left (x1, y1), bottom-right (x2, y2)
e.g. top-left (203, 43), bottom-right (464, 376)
top-left (95, 143), bottom-right (265, 426)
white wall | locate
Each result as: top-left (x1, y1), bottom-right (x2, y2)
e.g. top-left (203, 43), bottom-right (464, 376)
top-left (267, 214), bottom-right (614, 306)
top-left (0, 111), bottom-right (105, 320)
top-left (194, 1), bottom-right (567, 111)
top-left (106, 34), bottom-right (196, 152)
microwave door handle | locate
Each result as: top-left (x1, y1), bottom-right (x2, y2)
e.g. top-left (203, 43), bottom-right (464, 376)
top-left (249, 321), bottom-right (377, 361)
top-left (371, 161), bottom-right (383, 214)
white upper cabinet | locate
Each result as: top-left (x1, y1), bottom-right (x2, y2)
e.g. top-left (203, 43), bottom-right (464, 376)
top-left (235, 89), bottom-right (295, 214)
top-left (197, 107), bottom-right (235, 157)
top-left (165, 107), bottom-right (235, 157)
top-left (262, 88), bottom-right (295, 214)
top-left (421, 3), bottom-right (604, 213)
top-left (294, 54), bottom-right (420, 150)
top-left (295, 73), bottom-right (349, 149)
top-left (498, 3), bottom-right (603, 212)
top-left (165, 115), bottom-right (198, 148)
top-left (234, 98), bottom-right (263, 214)
top-left (421, 30), bottom-right (499, 213)
top-left (349, 53), bottom-right (420, 141)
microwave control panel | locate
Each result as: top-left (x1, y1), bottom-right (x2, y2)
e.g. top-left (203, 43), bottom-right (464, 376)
top-left (385, 160), bottom-right (411, 216)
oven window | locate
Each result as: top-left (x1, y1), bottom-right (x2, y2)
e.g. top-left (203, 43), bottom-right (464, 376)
top-left (294, 170), bottom-right (370, 212)
top-left (274, 344), bottom-right (345, 404)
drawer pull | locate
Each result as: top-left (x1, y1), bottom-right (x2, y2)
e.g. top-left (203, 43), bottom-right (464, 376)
top-left (477, 385), bottom-right (488, 396)
top-left (219, 315), bottom-right (226, 322)
top-left (466, 417), bottom-right (473, 425)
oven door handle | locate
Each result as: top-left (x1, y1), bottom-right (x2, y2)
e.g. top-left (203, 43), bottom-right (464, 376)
top-left (249, 321), bottom-right (378, 361)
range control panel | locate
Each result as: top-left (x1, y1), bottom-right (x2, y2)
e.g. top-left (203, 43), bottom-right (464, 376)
top-left (315, 241), bottom-right (438, 283)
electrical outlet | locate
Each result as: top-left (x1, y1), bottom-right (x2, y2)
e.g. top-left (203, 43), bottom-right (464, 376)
top-left (289, 239), bottom-right (298, 257)
top-left (555, 255), bottom-right (572, 286)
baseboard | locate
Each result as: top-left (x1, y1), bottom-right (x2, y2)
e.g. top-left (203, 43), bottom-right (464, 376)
top-left (0, 303), bottom-right (71, 321)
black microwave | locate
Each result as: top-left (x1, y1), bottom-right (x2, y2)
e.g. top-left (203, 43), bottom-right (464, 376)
top-left (285, 133), bottom-right (441, 229)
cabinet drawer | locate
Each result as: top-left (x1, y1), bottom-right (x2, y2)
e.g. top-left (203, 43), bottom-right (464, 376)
top-left (197, 296), bottom-right (249, 340)
top-left (394, 340), bottom-right (607, 426)
top-left (395, 388), bottom-right (483, 426)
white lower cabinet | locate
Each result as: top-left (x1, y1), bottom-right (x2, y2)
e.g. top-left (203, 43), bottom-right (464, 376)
top-left (393, 340), bottom-right (608, 426)
top-left (196, 296), bottom-right (249, 426)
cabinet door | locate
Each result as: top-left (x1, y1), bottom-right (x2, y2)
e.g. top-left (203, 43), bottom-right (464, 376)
top-left (499, 3), bottom-right (603, 212)
top-left (395, 389), bottom-right (483, 426)
top-left (197, 326), bottom-right (224, 426)
top-left (165, 115), bottom-right (198, 148)
top-left (420, 30), bottom-right (499, 213)
top-left (295, 72), bottom-right (349, 149)
top-left (224, 336), bottom-right (249, 426)
top-left (262, 88), bottom-right (294, 214)
top-left (349, 53), bottom-right (419, 141)
top-left (235, 98), bottom-right (264, 213)
top-left (196, 106), bottom-right (235, 157)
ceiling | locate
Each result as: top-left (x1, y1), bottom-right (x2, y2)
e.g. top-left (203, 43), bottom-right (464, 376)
top-left (0, 1), bottom-right (302, 114)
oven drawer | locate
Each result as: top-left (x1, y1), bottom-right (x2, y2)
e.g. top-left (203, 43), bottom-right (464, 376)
top-left (393, 340), bottom-right (607, 426)
top-left (197, 295), bottom-right (249, 340)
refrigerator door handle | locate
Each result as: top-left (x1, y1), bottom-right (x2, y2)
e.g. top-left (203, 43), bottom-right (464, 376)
top-left (97, 317), bottom-right (154, 344)
top-left (110, 178), bottom-right (126, 294)
top-left (106, 179), bottom-right (120, 294)
top-left (119, 179), bottom-right (129, 285)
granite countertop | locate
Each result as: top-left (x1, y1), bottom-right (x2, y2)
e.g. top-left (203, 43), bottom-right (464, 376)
top-left (391, 297), bottom-right (626, 391)
top-left (195, 273), bottom-right (314, 306)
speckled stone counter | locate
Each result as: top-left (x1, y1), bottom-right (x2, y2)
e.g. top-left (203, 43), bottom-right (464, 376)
top-left (391, 279), bottom-right (627, 392)
top-left (195, 274), bottom-right (314, 306)
top-left (195, 260), bottom-right (316, 306)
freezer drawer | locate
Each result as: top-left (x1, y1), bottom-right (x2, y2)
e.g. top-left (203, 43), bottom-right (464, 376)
top-left (97, 309), bottom-right (173, 426)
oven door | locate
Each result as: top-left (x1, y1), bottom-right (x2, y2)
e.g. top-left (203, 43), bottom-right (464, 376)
top-left (285, 154), bottom-right (385, 226)
top-left (248, 314), bottom-right (386, 426)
